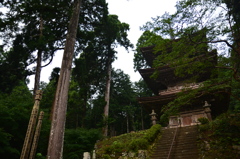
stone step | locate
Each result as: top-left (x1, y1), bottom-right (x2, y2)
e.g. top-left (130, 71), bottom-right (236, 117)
top-left (150, 125), bottom-right (199, 159)
top-left (154, 142), bottom-right (198, 151)
top-left (156, 136), bottom-right (197, 143)
top-left (151, 147), bottom-right (198, 154)
top-left (155, 137), bottom-right (197, 146)
top-left (151, 153), bottom-right (199, 159)
top-left (151, 149), bottom-right (199, 158)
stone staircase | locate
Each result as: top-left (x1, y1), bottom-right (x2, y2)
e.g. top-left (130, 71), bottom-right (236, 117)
top-left (150, 125), bottom-right (199, 159)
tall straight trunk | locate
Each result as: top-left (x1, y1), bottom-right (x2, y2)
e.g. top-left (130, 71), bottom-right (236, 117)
top-left (81, 95), bottom-right (87, 128)
top-left (103, 56), bottom-right (112, 136)
top-left (34, 16), bottom-right (43, 95)
top-left (141, 106), bottom-right (144, 130)
top-left (34, 50), bottom-right (42, 95)
top-left (126, 115), bottom-right (129, 133)
top-left (47, 1), bottom-right (81, 158)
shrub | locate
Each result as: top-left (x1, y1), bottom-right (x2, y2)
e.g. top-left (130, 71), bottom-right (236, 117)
top-left (128, 138), bottom-right (149, 151)
top-left (144, 124), bottom-right (161, 142)
top-left (63, 128), bottom-right (102, 159)
top-left (199, 113), bottom-right (240, 159)
top-left (159, 113), bottom-right (169, 127)
top-left (96, 124), bottom-right (162, 158)
top-left (198, 117), bottom-right (209, 125)
top-left (105, 141), bottom-right (125, 154)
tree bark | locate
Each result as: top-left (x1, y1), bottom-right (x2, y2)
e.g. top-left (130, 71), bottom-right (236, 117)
top-left (103, 56), bottom-right (112, 136)
top-left (126, 115), bottom-right (129, 133)
top-left (47, 0), bottom-right (81, 158)
top-left (141, 106), bottom-right (144, 130)
top-left (34, 50), bottom-right (42, 95)
top-left (34, 16), bottom-right (44, 96)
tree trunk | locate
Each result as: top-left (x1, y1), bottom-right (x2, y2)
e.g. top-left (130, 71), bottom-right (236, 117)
top-left (47, 0), bottom-right (81, 158)
top-left (81, 95), bottom-right (87, 128)
top-left (33, 50), bottom-right (42, 95)
top-left (131, 114), bottom-right (135, 132)
top-left (103, 56), bottom-right (112, 136)
top-left (141, 106), bottom-right (144, 130)
top-left (34, 16), bottom-right (44, 96)
top-left (126, 115), bottom-right (129, 133)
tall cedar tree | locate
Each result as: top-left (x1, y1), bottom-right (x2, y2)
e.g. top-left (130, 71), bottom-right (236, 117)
top-left (0, 1), bottom-right (72, 95)
top-left (47, 0), bottom-right (81, 158)
top-left (72, 14), bottom-right (133, 134)
top-left (95, 15), bottom-right (133, 136)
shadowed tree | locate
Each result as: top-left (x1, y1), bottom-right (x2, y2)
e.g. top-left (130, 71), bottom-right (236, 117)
top-left (95, 14), bottom-right (133, 136)
top-left (47, 0), bottom-right (81, 158)
top-left (0, 0), bottom-right (73, 94)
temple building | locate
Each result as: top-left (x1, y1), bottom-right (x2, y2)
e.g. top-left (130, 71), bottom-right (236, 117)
top-left (137, 45), bottom-right (230, 127)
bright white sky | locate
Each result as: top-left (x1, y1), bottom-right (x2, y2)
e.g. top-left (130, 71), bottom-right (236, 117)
top-left (28, 0), bottom-right (177, 90)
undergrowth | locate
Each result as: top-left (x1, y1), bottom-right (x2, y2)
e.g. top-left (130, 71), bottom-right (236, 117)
top-left (198, 113), bottom-right (240, 159)
top-left (95, 124), bottom-right (161, 159)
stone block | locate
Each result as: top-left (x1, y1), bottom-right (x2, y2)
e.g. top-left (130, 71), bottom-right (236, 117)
top-left (83, 152), bottom-right (91, 159)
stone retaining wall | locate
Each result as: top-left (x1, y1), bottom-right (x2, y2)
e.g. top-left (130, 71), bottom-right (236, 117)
top-left (83, 150), bottom-right (149, 159)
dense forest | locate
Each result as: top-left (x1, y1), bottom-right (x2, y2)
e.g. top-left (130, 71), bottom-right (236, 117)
top-left (0, 0), bottom-right (240, 158)
top-left (0, 0), bottom-right (152, 158)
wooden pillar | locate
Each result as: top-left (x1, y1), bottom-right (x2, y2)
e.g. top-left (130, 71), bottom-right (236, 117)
top-left (20, 90), bottom-right (42, 159)
top-left (29, 111), bottom-right (44, 159)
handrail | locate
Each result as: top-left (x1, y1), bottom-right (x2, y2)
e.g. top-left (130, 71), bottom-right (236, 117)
top-left (167, 121), bottom-right (180, 159)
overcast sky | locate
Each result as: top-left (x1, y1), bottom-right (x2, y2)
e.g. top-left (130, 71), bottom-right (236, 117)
top-left (28, 0), bottom-right (177, 90)
top-left (107, 0), bottom-right (177, 82)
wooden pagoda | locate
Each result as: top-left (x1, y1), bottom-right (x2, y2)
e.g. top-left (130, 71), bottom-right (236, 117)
top-left (137, 45), bottom-right (230, 127)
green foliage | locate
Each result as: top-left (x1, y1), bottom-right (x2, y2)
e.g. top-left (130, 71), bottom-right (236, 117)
top-left (108, 69), bottom-right (137, 133)
top-left (71, 67), bottom-right (152, 133)
top-left (134, 0), bottom-right (240, 116)
top-left (0, 48), bottom-right (31, 93)
top-left (0, 83), bottom-right (33, 158)
top-left (143, 124), bottom-right (161, 143)
top-left (1, 0), bottom-right (72, 77)
top-left (128, 138), bottom-right (149, 151)
top-left (134, 30), bottom-right (163, 71)
top-left (198, 117), bottom-right (209, 125)
top-left (40, 78), bottom-right (57, 121)
top-left (0, 82), bottom-right (51, 158)
top-left (133, 78), bottom-right (154, 97)
top-left (91, 14), bottom-right (133, 136)
top-left (96, 124), bottom-right (162, 158)
top-left (229, 79), bottom-right (240, 112)
top-left (63, 128), bottom-right (102, 159)
top-left (0, 128), bottom-right (18, 156)
top-left (0, 0), bottom-right (156, 158)
top-left (35, 153), bottom-right (45, 159)
top-left (66, 80), bottom-right (87, 129)
top-left (199, 113), bottom-right (240, 158)
top-left (0, 0), bottom-right (109, 91)
top-left (159, 113), bottom-right (169, 127)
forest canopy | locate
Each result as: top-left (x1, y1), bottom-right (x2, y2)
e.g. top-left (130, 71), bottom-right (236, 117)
top-left (0, 0), bottom-right (151, 158)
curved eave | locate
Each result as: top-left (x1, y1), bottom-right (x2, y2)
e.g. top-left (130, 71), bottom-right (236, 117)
top-left (138, 93), bottom-right (176, 113)
top-left (138, 89), bottom-right (230, 118)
